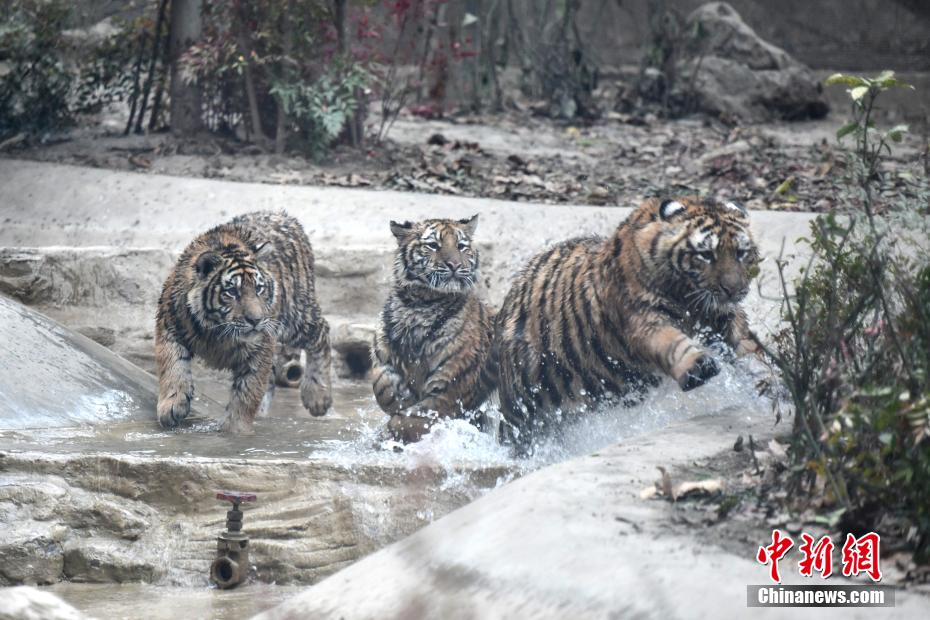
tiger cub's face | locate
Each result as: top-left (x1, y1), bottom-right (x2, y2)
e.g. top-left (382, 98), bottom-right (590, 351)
top-left (390, 215), bottom-right (480, 293)
top-left (187, 242), bottom-right (276, 337)
top-left (637, 197), bottom-right (760, 314)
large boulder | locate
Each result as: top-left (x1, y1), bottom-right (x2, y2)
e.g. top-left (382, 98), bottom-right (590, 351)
top-left (676, 2), bottom-right (829, 122)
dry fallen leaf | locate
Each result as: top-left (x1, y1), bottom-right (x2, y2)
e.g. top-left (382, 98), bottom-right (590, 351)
top-left (674, 478), bottom-right (725, 500)
top-left (639, 486), bottom-right (658, 500)
top-left (128, 154), bottom-right (152, 169)
top-left (642, 467), bottom-right (725, 501)
top-left (768, 439), bottom-right (788, 459)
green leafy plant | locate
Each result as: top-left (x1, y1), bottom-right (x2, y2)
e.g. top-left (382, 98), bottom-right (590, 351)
top-left (826, 71), bottom-right (915, 194)
top-left (0, 1), bottom-right (150, 140)
top-left (271, 61), bottom-right (371, 157)
top-left (179, 0), bottom-right (375, 156)
top-left (73, 21), bottom-right (141, 115)
top-left (0, 0), bottom-right (74, 139)
top-left (758, 71), bottom-right (930, 561)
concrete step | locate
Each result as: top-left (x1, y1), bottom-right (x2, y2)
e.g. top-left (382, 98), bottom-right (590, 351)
top-left (0, 245), bottom-right (393, 318)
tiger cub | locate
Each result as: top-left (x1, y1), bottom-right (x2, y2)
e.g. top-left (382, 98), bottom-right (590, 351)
top-left (496, 197), bottom-right (760, 450)
top-left (371, 215), bottom-right (497, 443)
top-left (155, 211), bottom-right (332, 433)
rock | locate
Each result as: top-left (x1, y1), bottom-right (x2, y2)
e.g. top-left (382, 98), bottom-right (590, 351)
top-left (691, 139), bottom-right (751, 171)
top-left (332, 322), bottom-right (376, 379)
top-left (689, 2), bottom-right (792, 71)
top-left (0, 586), bottom-right (87, 620)
top-left (75, 327), bottom-right (116, 348)
top-left (0, 475), bottom-right (161, 585)
top-left (63, 538), bottom-right (160, 583)
top-left (676, 2), bottom-right (828, 122)
top-left (0, 527), bottom-right (64, 586)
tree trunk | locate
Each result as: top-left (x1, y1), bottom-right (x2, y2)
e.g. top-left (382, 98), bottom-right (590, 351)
top-left (136, 0), bottom-right (170, 134)
top-left (333, 0), bottom-right (363, 147)
top-left (169, 0), bottom-right (204, 134)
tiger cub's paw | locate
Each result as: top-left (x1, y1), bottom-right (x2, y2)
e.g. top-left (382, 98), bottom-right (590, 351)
top-left (678, 354), bottom-right (720, 392)
top-left (301, 379), bottom-right (333, 417)
top-left (157, 390), bottom-right (191, 428)
top-left (219, 413), bottom-right (254, 435)
top-left (388, 414), bottom-right (434, 444)
top-left (735, 337), bottom-right (760, 357)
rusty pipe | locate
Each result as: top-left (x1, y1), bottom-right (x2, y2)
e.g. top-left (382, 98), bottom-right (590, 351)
top-left (274, 347), bottom-right (305, 388)
top-left (210, 554), bottom-right (244, 589)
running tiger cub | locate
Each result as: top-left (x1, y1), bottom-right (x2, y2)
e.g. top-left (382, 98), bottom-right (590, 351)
top-left (156, 211), bottom-right (332, 433)
top-left (496, 196), bottom-right (760, 450)
top-left (371, 215), bottom-right (497, 442)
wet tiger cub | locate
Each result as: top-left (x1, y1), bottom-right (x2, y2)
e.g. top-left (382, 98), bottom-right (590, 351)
top-left (496, 197), bottom-right (761, 450)
top-left (371, 215), bottom-right (497, 443)
top-left (155, 211), bottom-right (332, 433)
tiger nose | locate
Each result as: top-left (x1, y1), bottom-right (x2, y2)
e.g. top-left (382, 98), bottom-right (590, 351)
top-left (245, 314), bottom-right (262, 327)
top-left (446, 259), bottom-right (462, 272)
top-left (720, 280), bottom-right (745, 300)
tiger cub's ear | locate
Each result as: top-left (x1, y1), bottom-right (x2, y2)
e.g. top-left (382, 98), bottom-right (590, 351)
top-left (251, 240), bottom-right (274, 259)
top-left (195, 251), bottom-right (222, 279)
top-left (459, 214), bottom-right (479, 236)
top-left (723, 200), bottom-right (748, 217)
top-left (390, 220), bottom-right (414, 241)
top-left (658, 199), bottom-right (686, 220)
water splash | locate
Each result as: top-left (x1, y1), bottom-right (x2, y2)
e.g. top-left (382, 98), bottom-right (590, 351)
top-left (314, 355), bottom-right (774, 484)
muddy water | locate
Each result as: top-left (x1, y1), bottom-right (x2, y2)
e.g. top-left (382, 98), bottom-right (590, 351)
top-left (26, 357), bottom-right (773, 619)
top-left (45, 583), bottom-right (303, 620)
top-left (0, 296), bottom-right (776, 617)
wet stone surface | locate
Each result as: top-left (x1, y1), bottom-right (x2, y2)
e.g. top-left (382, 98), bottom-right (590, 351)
top-left (0, 374), bottom-right (516, 588)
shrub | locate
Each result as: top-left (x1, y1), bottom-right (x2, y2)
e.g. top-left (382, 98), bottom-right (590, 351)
top-left (0, 0), bottom-right (75, 139)
top-left (180, 0), bottom-right (375, 156)
top-left (761, 71), bottom-right (930, 560)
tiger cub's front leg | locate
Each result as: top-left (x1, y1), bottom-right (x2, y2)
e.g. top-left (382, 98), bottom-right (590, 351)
top-left (156, 330), bottom-right (194, 428)
top-left (297, 318), bottom-right (333, 417)
top-left (630, 318), bottom-right (720, 391)
top-left (722, 307), bottom-right (760, 356)
top-left (370, 333), bottom-right (415, 415)
top-left (386, 365), bottom-right (466, 443)
top-left (220, 339), bottom-right (275, 433)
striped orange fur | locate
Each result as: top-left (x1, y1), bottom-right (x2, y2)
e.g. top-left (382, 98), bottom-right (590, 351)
top-left (495, 197), bottom-right (761, 451)
top-left (155, 211), bottom-right (332, 433)
top-left (371, 216), bottom-right (497, 442)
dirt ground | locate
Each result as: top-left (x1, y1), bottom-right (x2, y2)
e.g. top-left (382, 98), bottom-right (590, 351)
top-left (4, 108), bottom-right (928, 212)
top-left (652, 434), bottom-right (930, 593)
top-left (3, 104), bottom-right (929, 601)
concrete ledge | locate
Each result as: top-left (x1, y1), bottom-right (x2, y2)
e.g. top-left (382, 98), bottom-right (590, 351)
top-left (255, 406), bottom-right (929, 620)
top-left (0, 159), bottom-right (819, 380)
top-left (0, 159), bottom-right (816, 314)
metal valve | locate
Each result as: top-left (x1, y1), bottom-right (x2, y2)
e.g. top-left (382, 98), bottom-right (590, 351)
top-left (210, 491), bottom-right (257, 589)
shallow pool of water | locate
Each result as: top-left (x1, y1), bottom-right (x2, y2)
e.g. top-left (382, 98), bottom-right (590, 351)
top-left (44, 582), bottom-right (303, 620)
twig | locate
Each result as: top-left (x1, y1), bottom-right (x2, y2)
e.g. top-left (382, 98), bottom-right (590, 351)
top-left (235, 0), bottom-right (269, 147)
top-left (135, 0), bottom-right (170, 134)
top-left (125, 28), bottom-right (148, 135)
top-left (148, 0), bottom-right (173, 131)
